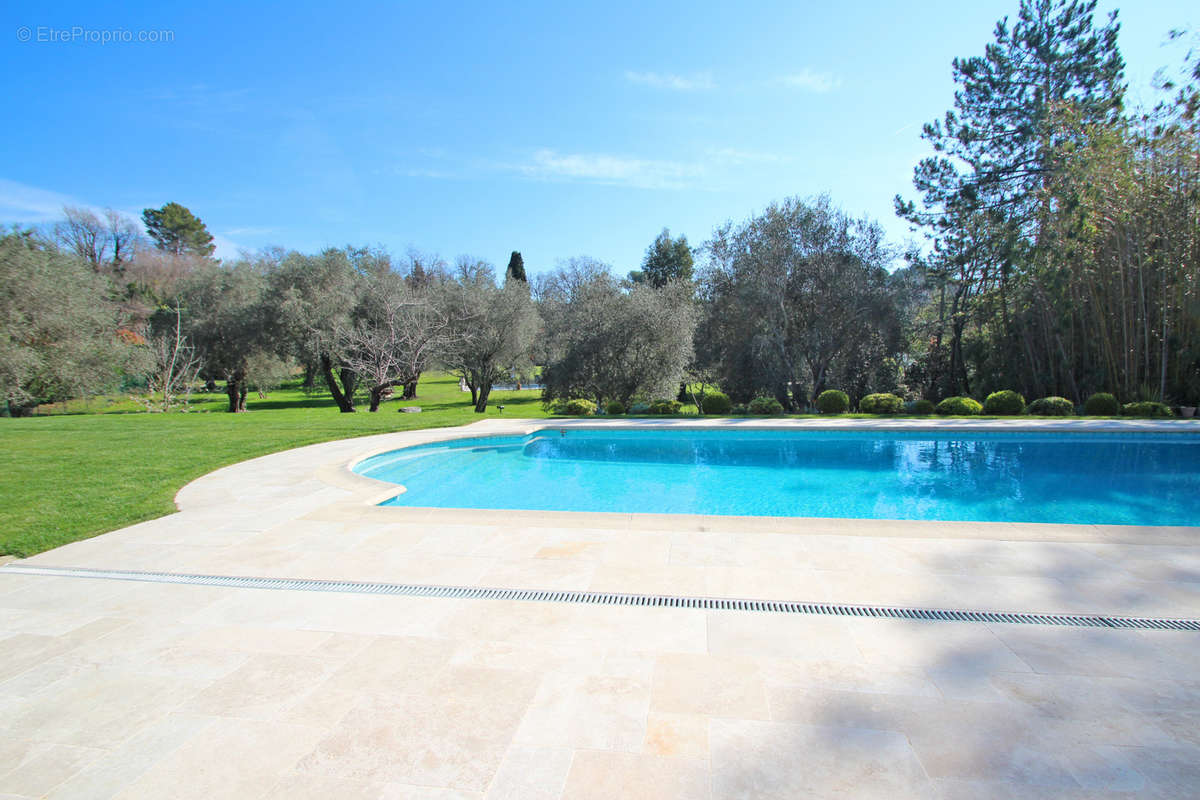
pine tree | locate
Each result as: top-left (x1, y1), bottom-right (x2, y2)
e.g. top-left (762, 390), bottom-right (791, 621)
top-left (141, 202), bottom-right (216, 256)
top-left (631, 229), bottom-right (693, 288)
top-left (898, 0), bottom-right (1124, 239)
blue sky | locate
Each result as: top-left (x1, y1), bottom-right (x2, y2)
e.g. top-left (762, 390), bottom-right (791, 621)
top-left (1, 1), bottom-right (1195, 275)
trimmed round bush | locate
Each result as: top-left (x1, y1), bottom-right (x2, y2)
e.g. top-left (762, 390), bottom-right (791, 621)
top-left (605, 400), bottom-right (625, 415)
top-left (1025, 396), bottom-right (1075, 416)
top-left (1122, 401), bottom-right (1174, 418)
top-left (700, 391), bottom-right (733, 415)
top-left (858, 393), bottom-right (904, 415)
top-left (816, 389), bottom-right (849, 414)
top-left (906, 399), bottom-right (935, 416)
top-left (935, 396), bottom-right (983, 416)
top-left (1084, 392), bottom-right (1121, 416)
top-left (648, 399), bottom-right (682, 415)
top-left (731, 403), bottom-right (750, 415)
top-left (983, 390), bottom-right (1026, 415)
top-left (748, 396), bottom-right (785, 415)
top-left (563, 398), bottom-right (596, 416)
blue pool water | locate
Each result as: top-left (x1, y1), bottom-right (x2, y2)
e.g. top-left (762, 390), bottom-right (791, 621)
top-left (353, 429), bottom-right (1200, 526)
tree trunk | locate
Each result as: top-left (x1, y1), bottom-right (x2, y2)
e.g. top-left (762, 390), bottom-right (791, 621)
top-left (6, 401), bottom-right (35, 417)
top-left (226, 372), bottom-right (247, 412)
top-left (340, 368), bottom-right (359, 406)
top-left (402, 375), bottom-right (420, 399)
top-left (320, 354), bottom-right (355, 413)
top-left (474, 382), bottom-right (493, 413)
top-left (773, 383), bottom-right (793, 413)
top-left (368, 385), bottom-right (386, 412)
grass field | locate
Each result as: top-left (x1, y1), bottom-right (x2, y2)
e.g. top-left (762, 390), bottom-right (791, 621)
top-left (0, 373), bottom-right (552, 558)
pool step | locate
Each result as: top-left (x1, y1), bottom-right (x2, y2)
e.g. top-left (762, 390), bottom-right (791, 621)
top-left (3, 563), bottom-right (1198, 632)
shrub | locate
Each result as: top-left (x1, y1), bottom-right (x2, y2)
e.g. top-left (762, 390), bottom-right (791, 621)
top-left (563, 398), bottom-right (596, 416)
top-left (627, 400), bottom-right (651, 414)
top-left (648, 399), bottom-right (682, 415)
top-left (906, 399), bottom-right (935, 416)
top-left (731, 403), bottom-right (750, 415)
top-left (748, 396), bottom-right (785, 415)
top-left (983, 390), bottom-right (1026, 415)
top-left (605, 400), bottom-right (625, 415)
top-left (1122, 401), bottom-right (1174, 418)
top-left (1084, 392), bottom-right (1121, 416)
top-left (815, 390), bottom-right (849, 414)
top-left (700, 391), bottom-right (733, 415)
top-left (858, 393), bottom-right (904, 415)
top-left (1024, 396), bottom-right (1074, 416)
top-left (935, 396), bottom-right (983, 416)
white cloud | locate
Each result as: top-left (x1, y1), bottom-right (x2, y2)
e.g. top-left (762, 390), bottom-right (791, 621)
top-left (779, 68), bottom-right (842, 93)
top-left (515, 149), bottom-right (701, 189)
top-left (624, 70), bottom-right (716, 91)
top-left (209, 233), bottom-right (246, 260)
top-left (221, 226), bottom-right (275, 237)
top-left (704, 147), bottom-right (791, 166)
top-left (0, 178), bottom-right (79, 222)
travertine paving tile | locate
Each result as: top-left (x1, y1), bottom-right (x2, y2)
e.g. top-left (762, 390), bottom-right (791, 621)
top-left (379, 783), bottom-right (482, 799)
top-left (0, 740), bottom-right (105, 798)
top-left (476, 558), bottom-right (596, 591)
top-left (568, 605), bottom-right (707, 654)
top-left (46, 713), bottom-right (214, 800)
top-left (642, 712), bottom-right (710, 758)
top-left (706, 610), bottom-right (861, 662)
top-left (483, 745), bottom-right (573, 800)
top-left (755, 656), bottom-right (941, 697)
top-left (182, 652), bottom-right (341, 720)
top-left (296, 666), bottom-right (539, 791)
top-left (514, 671), bottom-right (651, 751)
top-left (709, 717), bottom-right (932, 799)
top-left (560, 751), bottom-right (709, 800)
top-left (112, 717), bottom-right (325, 800)
top-left (9, 667), bottom-right (205, 748)
top-left (260, 772), bottom-right (386, 799)
top-left (650, 653), bottom-right (769, 719)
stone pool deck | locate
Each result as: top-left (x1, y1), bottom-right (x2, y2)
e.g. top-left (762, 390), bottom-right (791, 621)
top-left (2, 417), bottom-right (1198, 798)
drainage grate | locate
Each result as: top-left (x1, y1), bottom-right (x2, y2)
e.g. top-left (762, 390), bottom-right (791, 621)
top-left (4, 563), bottom-right (1198, 632)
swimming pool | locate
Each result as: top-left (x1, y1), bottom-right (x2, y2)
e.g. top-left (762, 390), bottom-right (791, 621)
top-left (352, 428), bottom-right (1200, 526)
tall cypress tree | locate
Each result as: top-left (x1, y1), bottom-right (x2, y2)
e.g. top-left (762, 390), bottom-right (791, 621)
top-left (505, 251), bottom-right (527, 283)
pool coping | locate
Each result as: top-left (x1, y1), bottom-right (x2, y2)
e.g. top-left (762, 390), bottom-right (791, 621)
top-left (307, 417), bottom-right (1199, 545)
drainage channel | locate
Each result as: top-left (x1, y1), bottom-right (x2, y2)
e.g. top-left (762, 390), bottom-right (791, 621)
top-left (4, 563), bottom-right (1199, 632)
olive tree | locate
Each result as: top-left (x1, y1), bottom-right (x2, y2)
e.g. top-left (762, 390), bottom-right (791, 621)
top-left (174, 258), bottom-right (276, 412)
top-left (266, 248), bottom-right (367, 412)
top-left (538, 257), bottom-right (697, 408)
top-left (336, 271), bottom-right (460, 412)
top-left (0, 231), bottom-right (139, 415)
top-left (443, 258), bottom-right (539, 412)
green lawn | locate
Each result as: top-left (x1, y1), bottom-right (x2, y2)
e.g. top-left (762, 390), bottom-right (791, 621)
top-left (0, 373), bottom-right (551, 558)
